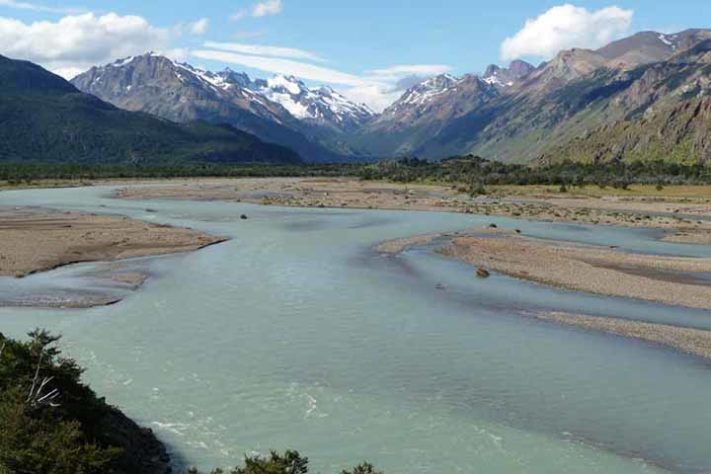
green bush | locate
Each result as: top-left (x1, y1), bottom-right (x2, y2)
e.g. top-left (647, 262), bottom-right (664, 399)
top-left (0, 331), bottom-right (119, 474)
top-left (1, 332), bottom-right (383, 474)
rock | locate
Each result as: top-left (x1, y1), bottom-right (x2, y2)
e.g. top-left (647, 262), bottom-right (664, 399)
top-left (476, 268), bottom-right (491, 278)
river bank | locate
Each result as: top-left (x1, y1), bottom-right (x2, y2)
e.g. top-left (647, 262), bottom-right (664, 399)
top-left (378, 227), bottom-right (711, 309)
top-left (114, 178), bottom-right (711, 244)
top-left (0, 207), bottom-right (226, 278)
top-left (3, 183), bottom-right (711, 472)
top-left (0, 207), bottom-right (226, 308)
top-left (537, 312), bottom-right (711, 360)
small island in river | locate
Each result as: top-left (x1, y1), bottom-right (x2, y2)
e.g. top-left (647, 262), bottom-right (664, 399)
top-left (0, 207), bottom-right (227, 307)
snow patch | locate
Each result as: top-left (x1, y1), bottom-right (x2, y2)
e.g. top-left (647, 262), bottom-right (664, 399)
top-left (658, 34), bottom-right (676, 49)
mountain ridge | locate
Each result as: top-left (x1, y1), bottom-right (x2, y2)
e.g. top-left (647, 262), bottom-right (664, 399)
top-left (71, 54), bottom-right (370, 161)
top-left (60, 27), bottom-right (711, 165)
top-left (0, 54), bottom-right (302, 165)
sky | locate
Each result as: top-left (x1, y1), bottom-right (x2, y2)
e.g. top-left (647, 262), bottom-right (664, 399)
top-left (0, 0), bottom-right (709, 111)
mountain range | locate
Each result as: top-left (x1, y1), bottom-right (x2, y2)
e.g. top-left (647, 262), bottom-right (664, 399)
top-left (0, 55), bottom-right (301, 165)
top-left (351, 28), bottom-right (711, 163)
top-left (71, 54), bottom-right (371, 162)
top-left (2, 27), bottom-right (709, 166)
top-left (68, 28), bottom-right (711, 165)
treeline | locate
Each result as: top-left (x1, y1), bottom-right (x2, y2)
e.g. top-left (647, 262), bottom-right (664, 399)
top-left (1, 155), bottom-right (710, 186)
top-left (0, 331), bottom-right (382, 474)
top-left (358, 156), bottom-right (711, 186)
top-left (0, 163), bottom-right (362, 184)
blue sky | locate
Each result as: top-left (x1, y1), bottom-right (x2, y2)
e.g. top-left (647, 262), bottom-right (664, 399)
top-left (0, 0), bottom-right (709, 109)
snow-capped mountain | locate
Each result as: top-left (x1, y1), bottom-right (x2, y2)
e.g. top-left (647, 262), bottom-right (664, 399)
top-left (372, 73), bottom-right (498, 130)
top-left (355, 73), bottom-right (499, 156)
top-left (482, 60), bottom-right (534, 88)
top-left (72, 53), bottom-right (290, 124)
top-left (69, 28), bottom-right (711, 163)
top-left (72, 53), bottom-right (372, 135)
top-left (252, 75), bottom-right (374, 132)
top-left (71, 53), bottom-right (348, 162)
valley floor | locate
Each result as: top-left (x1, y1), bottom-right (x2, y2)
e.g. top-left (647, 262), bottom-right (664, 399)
top-left (2, 178), bottom-right (709, 357)
top-left (115, 177), bottom-right (711, 244)
top-left (116, 177), bottom-right (711, 360)
top-left (378, 226), bottom-right (711, 309)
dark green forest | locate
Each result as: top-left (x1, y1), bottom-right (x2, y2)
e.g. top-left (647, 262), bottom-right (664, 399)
top-left (2, 156), bottom-right (709, 188)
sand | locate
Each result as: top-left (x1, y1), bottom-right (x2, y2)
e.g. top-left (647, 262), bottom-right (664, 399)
top-left (115, 178), bottom-right (711, 244)
top-left (375, 227), bottom-right (711, 309)
top-left (539, 312), bottom-right (711, 360)
top-left (0, 207), bottom-right (226, 278)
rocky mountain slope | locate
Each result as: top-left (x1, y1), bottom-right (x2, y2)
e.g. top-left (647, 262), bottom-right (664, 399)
top-left (546, 39), bottom-right (711, 164)
top-left (482, 60), bottom-right (535, 88)
top-left (68, 28), bottom-right (711, 164)
top-left (353, 28), bottom-right (711, 163)
top-left (352, 74), bottom-right (502, 156)
top-left (71, 54), bottom-right (370, 161)
top-left (0, 55), bottom-right (301, 165)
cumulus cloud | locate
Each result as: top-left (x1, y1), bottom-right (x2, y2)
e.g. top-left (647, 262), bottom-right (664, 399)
top-left (0, 13), bottom-right (170, 77)
top-left (231, 0), bottom-right (283, 21)
top-left (204, 41), bottom-right (323, 62)
top-left (0, 12), bottom-right (206, 78)
top-left (501, 4), bottom-right (633, 61)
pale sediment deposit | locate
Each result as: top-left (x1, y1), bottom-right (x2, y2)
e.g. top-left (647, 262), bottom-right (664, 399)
top-left (539, 312), bottom-right (711, 360)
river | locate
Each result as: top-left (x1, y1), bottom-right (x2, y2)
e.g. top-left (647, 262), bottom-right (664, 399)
top-left (1, 185), bottom-right (710, 473)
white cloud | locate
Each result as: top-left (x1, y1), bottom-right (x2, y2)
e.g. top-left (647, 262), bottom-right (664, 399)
top-left (338, 84), bottom-right (404, 112)
top-left (253, 0), bottom-right (282, 17)
top-left (501, 4), bottom-right (633, 61)
top-left (231, 0), bottom-right (283, 21)
top-left (173, 18), bottom-right (210, 36)
top-left (204, 41), bottom-right (323, 62)
top-left (0, 12), bottom-right (203, 78)
top-left (0, 0), bottom-right (77, 13)
top-left (188, 18), bottom-right (209, 35)
top-left (368, 64), bottom-right (452, 81)
top-left (192, 44), bottom-right (452, 111)
top-left (193, 49), bottom-right (369, 87)
top-left (230, 10), bottom-right (248, 21)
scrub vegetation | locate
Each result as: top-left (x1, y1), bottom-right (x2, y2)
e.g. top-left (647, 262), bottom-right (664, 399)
top-left (0, 331), bottom-right (382, 474)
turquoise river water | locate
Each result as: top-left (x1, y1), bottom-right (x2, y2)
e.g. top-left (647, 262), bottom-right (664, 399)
top-left (1, 185), bottom-right (710, 473)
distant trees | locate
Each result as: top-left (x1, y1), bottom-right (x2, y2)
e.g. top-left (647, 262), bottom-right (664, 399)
top-left (0, 155), bottom-right (709, 188)
top-left (357, 156), bottom-right (711, 186)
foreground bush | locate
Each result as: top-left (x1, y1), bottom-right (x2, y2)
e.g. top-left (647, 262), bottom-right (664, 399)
top-left (0, 330), bottom-right (168, 473)
top-left (0, 331), bottom-right (382, 474)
